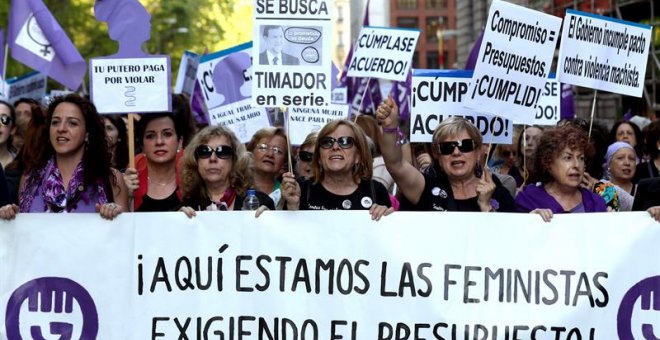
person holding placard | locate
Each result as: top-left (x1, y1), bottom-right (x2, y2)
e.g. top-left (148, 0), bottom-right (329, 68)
top-left (375, 98), bottom-right (514, 212)
top-left (246, 127), bottom-right (288, 207)
top-left (281, 120), bottom-right (392, 220)
top-left (123, 112), bottom-right (183, 212)
top-left (178, 125), bottom-right (274, 216)
top-left (515, 125), bottom-right (607, 221)
top-left (0, 94), bottom-right (128, 220)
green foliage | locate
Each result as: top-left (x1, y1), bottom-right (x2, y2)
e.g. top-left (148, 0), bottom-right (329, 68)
top-left (0, 0), bottom-right (234, 90)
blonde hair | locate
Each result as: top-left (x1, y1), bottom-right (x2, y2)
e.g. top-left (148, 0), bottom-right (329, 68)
top-left (181, 125), bottom-right (253, 199)
top-left (311, 120), bottom-right (373, 184)
top-left (246, 126), bottom-right (289, 157)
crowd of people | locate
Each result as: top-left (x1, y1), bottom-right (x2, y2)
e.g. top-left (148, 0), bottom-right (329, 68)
top-left (0, 93), bottom-right (658, 223)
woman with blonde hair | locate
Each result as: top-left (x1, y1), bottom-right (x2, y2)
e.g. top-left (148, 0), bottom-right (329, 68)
top-left (246, 126), bottom-right (288, 207)
top-left (179, 125), bottom-right (274, 217)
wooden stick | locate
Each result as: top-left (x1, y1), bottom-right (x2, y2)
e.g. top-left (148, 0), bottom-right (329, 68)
top-left (128, 113), bottom-right (136, 169)
top-left (285, 108), bottom-right (293, 174)
top-left (353, 77), bottom-right (371, 122)
top-left (588, 90), bottom-right (597, 139)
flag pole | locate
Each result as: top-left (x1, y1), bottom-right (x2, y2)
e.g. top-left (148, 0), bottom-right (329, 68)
top-left (2, 43), bottom-right (8, 81)
top-left (353, 77), bottom-right (371, 122)
top-left (588, 90), bottom-right (597, 139)
top-left (285, 107), bottom-right (293, 174)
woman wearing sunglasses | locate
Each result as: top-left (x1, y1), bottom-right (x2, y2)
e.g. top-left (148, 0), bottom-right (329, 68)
top-left (0, 100), bottom-right (17, 169)
top-left (0, 94), bottom-right (128, 220)
top-left (515, 125), bottom-right (607, 221)
top-left (375, 97), bottom-right (514, 212)
top-left (281, 120), bottom-right (393, 220)
top-left (178, 126), bottom-right (274, 217)
top-left (295, 132), bottom-right (317, 179)
top-left (123, 112), bottom-right (183, 212)
top-left (246, 127), bottom-right (288, 207)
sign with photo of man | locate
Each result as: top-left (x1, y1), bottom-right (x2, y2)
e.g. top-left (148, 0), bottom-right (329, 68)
top-left (258, 25), bottom-right (301, 66)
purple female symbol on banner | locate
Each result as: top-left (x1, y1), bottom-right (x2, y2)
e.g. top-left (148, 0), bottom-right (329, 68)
top-left (94, 0), bottom-right (151, 58)
top-left (212, 52), bottom-right (252, 105)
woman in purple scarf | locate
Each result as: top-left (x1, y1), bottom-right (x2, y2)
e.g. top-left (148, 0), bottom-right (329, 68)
top-left (0, 94), bottom-right (128, 220)
top-left (515, 125), bottom-right (607, 221)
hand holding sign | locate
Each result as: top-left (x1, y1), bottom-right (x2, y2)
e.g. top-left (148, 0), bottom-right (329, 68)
top-left (476, 167), bottom-right (497, 212)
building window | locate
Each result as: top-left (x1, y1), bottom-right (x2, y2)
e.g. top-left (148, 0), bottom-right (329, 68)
top-left (396, 17), bottom-right (419, 29)
top-left (396, 0), bottom-right (418, 9)
top-left (427, 51), bottom-right (440, 69)
top-left (426, 0), bottom-right (447, 9)
top-left (412, 52), bottom-right (420, 68)
top-left (425, 17), bottom-right (445, 43)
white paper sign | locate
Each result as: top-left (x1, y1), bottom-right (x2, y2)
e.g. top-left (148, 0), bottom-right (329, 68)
top-left (252, 0), bottom-right (332, 108)
top-left (1, 212), bottom-right (659, 339)
top-left (0, 79), bottom-right (7, 101)
top-left (197, 42), bottom-right (270, 143)
top-left (465, 0), bottom-right (562, 125)
top-left (411, 70), bottom-right (512, 144)
top-left (288, 105), bottom-right (349, 145)
top-left (534, 76), bottom-right (560, 126)
top-left (347, 26), bottom-right (419, 82)
top-left (90, 57), bottom-right (171, 114)
top-left (5, 71), bottom-right (47, 104)
top-left (174, 50), bottom-right (199, 96)
top-left (557, 9), bottom-right (652, 97)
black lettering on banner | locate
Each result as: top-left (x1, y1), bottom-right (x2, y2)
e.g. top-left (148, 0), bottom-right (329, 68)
top-left (348, 57), bottom-right (408, 77)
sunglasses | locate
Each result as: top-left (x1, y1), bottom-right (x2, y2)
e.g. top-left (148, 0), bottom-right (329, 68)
top-left (437, 139), bottom-right (476, 155)
top-left (319, 136), bottom-right (355, 149)
top-left (0, 115), bottom-right (12, 126)
top-left (195, 145), bottom-right (233, 160)
top-left (298, 150), bottom-right (313, 162)
top-left (255, 143), bottom-right (285, 156)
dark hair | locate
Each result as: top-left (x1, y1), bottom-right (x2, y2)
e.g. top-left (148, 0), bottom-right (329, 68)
top-left (135, 112), bottom-right (182, 147)
top-left (0, 100), bottom-right (17, 152)
top-left (34, 94), bottom-right (116, 198)
top-left (645, 121), bottom-right (660, 160)
top-left (172, 93), bottom-right (197, 147)
top-left (609, 120), bottom-right (643, 158)
top-left (104, 115), bottom-right (129, 170)
top-left (262, 25), bottom-right (283, 37)
top-left (13, 97), bottom-right (40, 110)
top-left (535, 125), bottom-right (593, 184)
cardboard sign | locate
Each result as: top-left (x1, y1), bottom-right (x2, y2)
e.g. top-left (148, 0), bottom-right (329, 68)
top-left (90, 56), bottom-right (171, 114)
top-left (4, 71), bottom-right (47, 104)
top-left (174, 50), bottom-right (200, 97)
top-left (347, 26), bottom-right (419, 82)
top-left (534, 76), bottom-right (560, 126)
top-left (197, 42), bottom-right (270, 143)
top-left (411, 70), bottom-right (512, 144)
top-left (557, 9), bottom-right (652, 97)
top-left (288, 104), bottom-right (349, 145)
top-left (464, 0), bottom-right (561, 124)
top-left (252, 0), bottom-right (332, 107)
top-left (1, 212), bottom-right (659, 339)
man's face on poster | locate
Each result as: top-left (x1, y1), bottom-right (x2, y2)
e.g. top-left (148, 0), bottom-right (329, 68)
top-left (265, 27), bottom-right (285, 54)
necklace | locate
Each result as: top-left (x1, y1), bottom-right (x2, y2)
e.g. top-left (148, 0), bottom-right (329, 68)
top-left (148, 176), bottom-right (174, 186)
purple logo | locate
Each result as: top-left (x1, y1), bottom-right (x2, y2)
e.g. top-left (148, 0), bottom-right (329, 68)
top-left (617, 275), bottom-right (660, 340)
top-left (5, 277), bottom-right (98, 340)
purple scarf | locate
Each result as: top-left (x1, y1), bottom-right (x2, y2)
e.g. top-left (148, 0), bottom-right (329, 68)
top-left (20, 157), bottom-right (109, 212)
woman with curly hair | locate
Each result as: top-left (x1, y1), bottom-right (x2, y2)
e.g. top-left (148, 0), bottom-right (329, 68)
top-left (0, 94), bottom-right (128, 220)
top-left (178, 125), bottom-right (274, 217)
top-left (515, 125), bottom-right (607, 221)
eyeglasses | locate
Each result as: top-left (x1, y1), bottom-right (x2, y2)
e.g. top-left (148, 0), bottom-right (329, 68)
top-left (255, 143), bottom-right (285, 156)
top-left (195, 145), bottom-right (233, 160)
top-left (298, 151), bottom-right (313, 162)
top-left (319, 136), bottom-right (355, 149)
top-left (437, 139), bottom-right (476, 155)
top-left (0, 115), bottom-right (12, 126)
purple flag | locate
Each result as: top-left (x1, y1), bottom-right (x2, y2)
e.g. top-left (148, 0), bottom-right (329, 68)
top-left (389, 70), bottom-right (412, 123)
top-left (560, 83), bottom-right (575, 120)
top-left (8, 0), bottom-right (86, 90)
top-left (339, 0), bottom-right (372, 116)
top-left (465, 29), bottom-right (484, 70)
top-left (0, 29), bottom-right (5, 78)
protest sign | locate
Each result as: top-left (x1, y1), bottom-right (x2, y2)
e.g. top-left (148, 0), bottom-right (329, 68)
top-left (533, 75), bottom-right (560, 126)
top-left (332, 87), bottom-right (347, 104)
top-left (4, 71), bottom-right (46, 104)
top-left (1, 212), bottom-right (658, 339)
top-left (464, 0), bottom-right (561, 125)
top-left (174, 50), bottom-right (199, 97)
top-left (252, 0), bottom-right (332, 108)
top-left (411, 70), bottom-right (512, 144)
top-left (557, 10), bottom-right (652, 97)
top-left (347, 26), bottom-right (419, 82)
top-left (90, 56), bottom-right (171, 114)
top-left (0, 82), bottom-right (5, 101)
top-left (288, 104), bottom-right (349, 144)
top-left (197, 42), bottom-right (270, 143)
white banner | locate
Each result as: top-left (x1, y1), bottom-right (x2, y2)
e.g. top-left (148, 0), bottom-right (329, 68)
top-left (252, 0), bottom-right (332, 108)
top-left (288, 105), bottom-right (349, 145)
top-left (347, 26), bottom-right (419, 82)
top-left (465, 0), bottom-right (562, 125)
top-left (174, 50), bottom-right (200, 97)
top-left (2, 212), bottom-right (658, 339)
top-left (534, 76), bottom-right (560, 126)
top-left (90, 56), bottom-right (171, 114)
top-left (557, 9), bottom-right (652, 97)
top-left (4, 71), bottom-right (46, 104)
top-left (411, 70), bottom-right (512, 144)
top-left (197, 42), bottom-right (270, 143)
